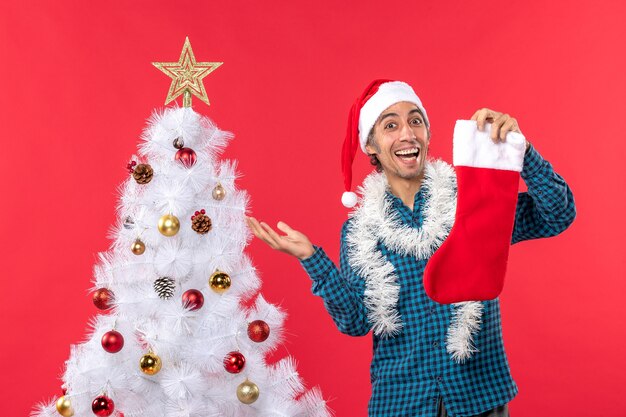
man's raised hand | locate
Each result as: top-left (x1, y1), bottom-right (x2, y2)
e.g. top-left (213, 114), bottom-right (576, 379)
top-left (470, 107), bottom-right (530, 150)
top-left (246, 217), bottom-right (315, 261)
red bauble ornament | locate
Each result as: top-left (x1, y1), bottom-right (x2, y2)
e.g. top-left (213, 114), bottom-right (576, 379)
top-left (101, 330), bottom-right (124, 353)
top-left (247, 320), bottom-right (270, 343)
top-left (223, 351), bottom-right (246, 374)
top-left (175, 148), bottom-right (197, 168)
top-left (91, 395), bottom-right (114, 416)
top-left (93, 288), bottom-right (114, 310)
top-left (182, 289), bottom-right (204, 311)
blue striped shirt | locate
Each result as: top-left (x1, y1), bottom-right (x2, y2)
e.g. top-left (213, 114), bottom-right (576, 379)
top-left (300, 143), bottom-right (576, 416)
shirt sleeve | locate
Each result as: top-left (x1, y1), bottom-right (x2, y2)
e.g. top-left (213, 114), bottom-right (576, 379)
top-left (299, 220), bottom-right (372, 336)
top-left (511, 142), bottom-right (577, 244)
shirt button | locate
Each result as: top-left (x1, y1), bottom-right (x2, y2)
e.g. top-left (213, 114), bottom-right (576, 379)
top-left (430, 307), bottom-right (436, 314)
top-left (433, 341), bottom-right (439, 348)
top-left (436, 376), bottom-right (443, 382)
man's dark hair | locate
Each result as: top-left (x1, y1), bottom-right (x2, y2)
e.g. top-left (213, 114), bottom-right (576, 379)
top-left (366, 108), bottom-right (431, 173)
top-left (366, 128), bottom-right (384, 173)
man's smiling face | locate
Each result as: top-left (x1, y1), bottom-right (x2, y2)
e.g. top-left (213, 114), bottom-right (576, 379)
top-left (365, 101), bottom-right (430, 181)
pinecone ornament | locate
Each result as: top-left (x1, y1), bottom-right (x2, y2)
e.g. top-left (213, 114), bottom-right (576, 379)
top-left (191, 209), bottom-right (212, 234)
top-left (154, 277), bottom-right (175, 299)
top-left (132, 163), bottom-right (154, 184)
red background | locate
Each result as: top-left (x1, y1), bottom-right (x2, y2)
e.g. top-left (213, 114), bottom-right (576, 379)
top-left (1, 1), bottom-right (624, 416)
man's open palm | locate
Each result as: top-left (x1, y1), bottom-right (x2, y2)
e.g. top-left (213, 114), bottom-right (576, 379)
top-left (246, 217), bottom-right (315, 260)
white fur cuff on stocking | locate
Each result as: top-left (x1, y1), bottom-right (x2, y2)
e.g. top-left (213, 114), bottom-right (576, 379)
top-left (453, 120), bottom-right (526, 171)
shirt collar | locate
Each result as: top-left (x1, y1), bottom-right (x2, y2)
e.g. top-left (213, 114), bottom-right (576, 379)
top-left (385, 186), bottom-right (427, 214)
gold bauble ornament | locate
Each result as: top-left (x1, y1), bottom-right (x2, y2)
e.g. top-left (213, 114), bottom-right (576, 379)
top-left (237, 379), bottom-right (260, 404)
top-left (131, 238), bottom-right (146, 255)
top-left (55, 395), bottom-right (74, 417)
top-left (139, 352), bottom-right (162, 375)
top-left (209, 270), bottom-right (231, 294)
top-left (158, 214), bottom-right (180, 236)
top-left (212, 183), bottom-right (226, 201)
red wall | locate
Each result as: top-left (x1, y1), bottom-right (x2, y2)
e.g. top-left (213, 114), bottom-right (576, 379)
top-left (1, 1), bottom-right (624, 416)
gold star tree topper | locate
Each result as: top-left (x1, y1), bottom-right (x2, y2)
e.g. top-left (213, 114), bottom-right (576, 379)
top-left (153, 37), bottom-right (223, 107)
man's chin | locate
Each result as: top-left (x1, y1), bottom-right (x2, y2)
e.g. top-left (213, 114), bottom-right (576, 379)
top-left (387, 166), bottom-right (425, 180)
top-left (381, 157), bottom-right (427, 179)
top-left (402, 158), bottom-right (425, 173)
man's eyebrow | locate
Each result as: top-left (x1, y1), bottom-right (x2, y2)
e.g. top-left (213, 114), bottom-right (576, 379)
top-left (378, 109), bottom-right (423, 124)
top-left (378, 112), bottom-right (399, 123)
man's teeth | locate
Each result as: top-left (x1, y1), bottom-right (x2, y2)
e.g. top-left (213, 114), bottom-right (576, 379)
top-left (394, 148), bottom-right (419, 156)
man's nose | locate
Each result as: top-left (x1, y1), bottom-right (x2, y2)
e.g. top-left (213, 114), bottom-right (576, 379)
top-left (399, 122), bottom-right (416, 141)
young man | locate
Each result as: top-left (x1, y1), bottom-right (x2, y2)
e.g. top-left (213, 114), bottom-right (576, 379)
top-left (247, 80), bottom-right (576, 417)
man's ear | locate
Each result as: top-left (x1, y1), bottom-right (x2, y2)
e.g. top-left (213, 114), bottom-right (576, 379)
top-left (365, 143), bottom-right (377, 155)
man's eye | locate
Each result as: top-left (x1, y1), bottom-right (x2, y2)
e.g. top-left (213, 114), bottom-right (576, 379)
top-left (411, 118), bottom-right (423, 125)
top-left (385, 122), bottom-right (397, 129)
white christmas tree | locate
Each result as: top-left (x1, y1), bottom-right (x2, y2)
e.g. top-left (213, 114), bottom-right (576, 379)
top-left (33, 39), bottom-right (331, 417)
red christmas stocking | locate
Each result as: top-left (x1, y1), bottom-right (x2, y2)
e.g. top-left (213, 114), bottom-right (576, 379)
top-left (423, 120), bottom-right (526, 304)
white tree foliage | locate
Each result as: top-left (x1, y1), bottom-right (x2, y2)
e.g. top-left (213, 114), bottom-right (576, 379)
top-left (33, 106), bottom-right (331, 417)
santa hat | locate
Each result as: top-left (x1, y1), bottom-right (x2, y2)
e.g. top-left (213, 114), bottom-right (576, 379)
top-left (341, 80), bottom-right (430, 208)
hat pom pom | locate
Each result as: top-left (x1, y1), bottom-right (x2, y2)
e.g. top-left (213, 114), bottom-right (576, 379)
top-left (341, 191), bottom-right (358, 208)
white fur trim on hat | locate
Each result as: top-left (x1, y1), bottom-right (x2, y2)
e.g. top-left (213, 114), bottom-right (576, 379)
top-left (453, 120), bottom-right (526, 172)
top-left (358, 81), bottom-right (429, 153)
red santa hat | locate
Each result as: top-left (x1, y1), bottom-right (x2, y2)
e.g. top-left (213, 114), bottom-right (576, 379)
top-left (341, 79), bottom-right (430, 208)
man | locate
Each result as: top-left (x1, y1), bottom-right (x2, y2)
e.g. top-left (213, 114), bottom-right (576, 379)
top-left (247, 80), bottom-right (576, 416)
